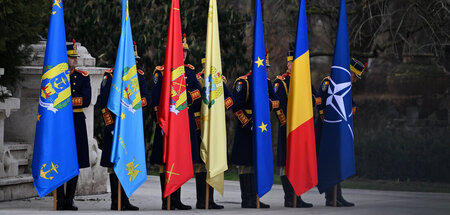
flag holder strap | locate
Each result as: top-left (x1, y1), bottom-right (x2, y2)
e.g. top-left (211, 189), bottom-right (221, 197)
top-left (53, 189), bottom-right (57, 211)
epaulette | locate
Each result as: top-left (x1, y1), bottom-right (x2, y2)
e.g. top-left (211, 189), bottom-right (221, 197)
top-left (75, 69), bottom-right (89, 76)
top-left (137, 69), bottom-right (144, 75)
top-left (196, 69), bottom-right (204, 80)
top-left (155, 65), bottom-right (165, 71)
top-left (276, 75), bottom-right (285, 80)
top-left (238, 75), bottom-right (247, 80)
top-left (221, 74), bottom-right (227, 83)
top-left (321, 76), bottom-right (331, 83)
top-left (185, 64), bottom-right (195, 70)
top-left (105, 68), bottom-right (114, 73)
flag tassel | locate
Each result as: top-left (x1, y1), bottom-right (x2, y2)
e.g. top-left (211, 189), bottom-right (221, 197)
top-left (53, 189), bottom-right (57, 211)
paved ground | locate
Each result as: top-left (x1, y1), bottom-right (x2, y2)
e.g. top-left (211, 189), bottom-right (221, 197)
top-left (1, 175), bottom-right (449, 215)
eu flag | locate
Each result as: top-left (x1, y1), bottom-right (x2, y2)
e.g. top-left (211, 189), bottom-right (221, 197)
top-left (252, 0), bottom-right (274, 198)
top-left (317, 0), bottom-right (356, 193)
top-left (107, 0), bottom-right (147, 197)
top-left (31, 0), bottom-right (79, 198)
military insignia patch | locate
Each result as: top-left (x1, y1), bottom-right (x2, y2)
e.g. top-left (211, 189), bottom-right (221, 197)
top-left (321, 81), bottom-right (329, 92)
top-left (236, 81), bottom-right (243, 92)
top-left (274, 83), bottom-right (279, 93)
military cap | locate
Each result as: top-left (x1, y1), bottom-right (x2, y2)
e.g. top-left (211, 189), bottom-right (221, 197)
top-left (350, 58), bottom-right (366, 78)
top-left (133, 41), bottom-right (141, 59)
top-left (67, 39), bottom-right (79, 57)
top-left (182, 33), bottom-right (189, 51)
top-left (287, 50), bottom-right (294, 62)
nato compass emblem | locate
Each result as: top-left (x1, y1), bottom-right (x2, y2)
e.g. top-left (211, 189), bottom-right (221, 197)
top-left (324, 66), bottom-right (354, 139)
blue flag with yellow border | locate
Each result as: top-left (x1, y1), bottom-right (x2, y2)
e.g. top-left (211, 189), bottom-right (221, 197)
top-left (317, 0), bottom-right (356, 193)
top-left (107, 0), bottom-right (147, 197)
top-left (252, 0), bottom-right (274, 198)
top-left (31, 0), bottom-right (79, 198)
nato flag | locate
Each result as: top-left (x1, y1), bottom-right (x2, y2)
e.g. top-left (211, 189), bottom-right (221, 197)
top-left (252, 0), bottom-right (274, 198)
top-left (317, 0), bottom-right (356, 193)
top-left (31, 0), bottom-right (79, 198)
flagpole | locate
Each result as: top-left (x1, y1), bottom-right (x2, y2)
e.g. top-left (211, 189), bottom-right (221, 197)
top-left (293, 192), bottom-right (297, 208)
top-left (53, 190), bottom-right (57, 210)
top-left (205, 183), bottom-right (209, 210)
top-left (118, 181), bottom-right (122, 211)
top-left (167, 195), bottom-right (171, 210)
top-left (333, 185), bottom-right (337, 207)
top-left (256, 195), bottom-right (260, 208)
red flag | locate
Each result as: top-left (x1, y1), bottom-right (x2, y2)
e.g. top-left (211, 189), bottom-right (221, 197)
top-left (158, 0), bottom-right (193, 197)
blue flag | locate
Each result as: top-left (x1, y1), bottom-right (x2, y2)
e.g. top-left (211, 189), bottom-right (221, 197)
top-left (317, 0), bottom-right (356, 193)
top-left (31, 0), bottom-right (79, 198)
top-left (107, 0), bottom-right (147, 197)
top-left (252, 0), bottom-right (274, 198)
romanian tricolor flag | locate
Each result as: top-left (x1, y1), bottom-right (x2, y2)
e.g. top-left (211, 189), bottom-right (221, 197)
top-left (158, 0), bottom-right (193, 197)
top-left (286, 0), bottom-right (318, 196)
top-left (200, 0), bottom-right (228, 195)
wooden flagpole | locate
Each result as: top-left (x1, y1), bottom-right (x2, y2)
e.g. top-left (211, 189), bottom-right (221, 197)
top-left (333, 185), bottom-right (337, 207)
top-left (118, 181), bottom-right (122, 211)
top-left (293, 191), bottom-right (297, 208)
top-left (53, 190), bottom-right (57, 210)
top-left (256, 195), bottom-right (260, 208)
top-left (167, 195), bottom-right (171, 210)
top-left (205, 183), bottom-right (210, 210)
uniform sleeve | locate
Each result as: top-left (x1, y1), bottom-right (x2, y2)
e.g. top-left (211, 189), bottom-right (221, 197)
top-left (273, 79), bottom-right (287, 126)
top-left (138, 73), bottom-right (150, 108)
top-left (187, 70), bottom-right (203, 109)
top-left (317, 78), bottom-right (329, 119)
top-left (223, 83), bottom-right (234, 111)
top-left (267, 79), bottom-right (279, 111)
top-left (100, 73), bottom-right (114, 130)
top-left (311, 84), bottom-right (321, 108)
top-left (150, 70), bottom-right (162, 121)
top-left (80, 75), bottom-right (92, 108)
top-left (232, 79), bottom-right (252, 129)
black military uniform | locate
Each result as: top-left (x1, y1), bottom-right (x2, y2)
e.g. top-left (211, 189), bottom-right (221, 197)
top-left (192, 54), bottom-right (233, 210)
top-left (99, 42), bottom-right (148, 211)
top-left (273, 51), bottom-right (318, 208)
top-left (230, 65), bottom-right (278, 208)
top-left (56, 40), bottom-right (91, 211)
top-left (149, 34), bottom-right (195, 210)
top-left (315, 57), bottom-right (366, 207)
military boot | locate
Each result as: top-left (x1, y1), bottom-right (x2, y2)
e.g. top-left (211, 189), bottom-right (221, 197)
top-left (280, 175), bottom-right (294, 207)
top-left (56, 185), bottom-right (65, 210)
top-left (296, 195), bottom-right (313, 208)
top-left (208, 186), bottom-right (224, 209)
top-left (337, 183), bottom-right (355, 207)
top-left (325, 185), bottom-right (343, 207)
top-left (109, 173), bottom-right (119, 210)
top-left (64, 176), bottom-right (78, 210)
top-left (248, 174), bottom-right (269, 208)
top-left (171, 188), bottom-right (192, 210)
top-left (121, 190), bottom-right (139, 210)
top-left (195, 172), bottom-right (207, 209)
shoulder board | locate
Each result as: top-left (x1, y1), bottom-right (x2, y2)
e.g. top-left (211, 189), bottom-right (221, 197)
top-left (276, 75), bottom-right (285, 80)
top-left (185, 64), bottom-right (195, 70)
top-left (137, 69), bottom-right (144, 75)
top-left (238, 75), bottom-right (247, 80)
top-left (75, 69), bottom-right (89, 76)
top-left (155, 65), bottom-right (165, 71)
top-left (105, 68), bottom-right (114, 73)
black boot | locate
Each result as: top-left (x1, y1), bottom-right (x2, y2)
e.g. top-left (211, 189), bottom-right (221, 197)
top-left (160, 173), bottom-right (171, 210)
top-left (248, 174), bottom-right (270, 208)
top-left (64, 176), bottom-right (78, 210)
top-left (195, 172), bottom-right (207, 209)
top-left (172, 188), bottom-right (192, 210)
top-left (121, 190), bottom-right (139, 210)
top-left (296, 195), bottom-right (313, 208)
top-left (325, 185), bottom-right (343, 207)
top-left (110, 173), bottom-right (119, 210)
top-left (208, 186), bottom-right (224, 209)
top-left (239, 174), bottom-right (253, 208)
top-left (280, 175), bottom-right (294, 207)
top-left (56, 185), bottom-right (65, 210)
top-left (337, 183), bottom-right (355, 207)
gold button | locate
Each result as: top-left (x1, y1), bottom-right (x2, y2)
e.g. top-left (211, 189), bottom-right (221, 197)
top-left (73, 83), bottom-right (76, 85)
top-left (74, 76), bottom-right (77, 79)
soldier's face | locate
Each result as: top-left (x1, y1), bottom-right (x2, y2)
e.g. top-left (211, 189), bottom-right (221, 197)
top-left (183, 50), bottom-right (188, 61)
top-left (68, 57), bottom-right (78, 69)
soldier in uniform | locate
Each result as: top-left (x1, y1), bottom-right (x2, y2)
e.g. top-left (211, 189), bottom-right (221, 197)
top-left (273, 51), bottom-right (319, 208)
top-left (193, 53), bottom-right (233, 209)
top-left (149, 34), bottom-right (196, 210)
top-left (56, 39), bottom-right (91, 210)
top-left (99, 41), bottom-right (148, 211)
top-left (315, 57), bottom-right (366, 207)
top-left (230, 53), bottom-right (278, 209)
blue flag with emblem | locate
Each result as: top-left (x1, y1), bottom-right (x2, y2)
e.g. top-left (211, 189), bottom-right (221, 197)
top-left (107, 0), bottom-right (147, 197)
top-left (252, 0), bottom-right (274, 198)
top-left (31, 0), bottom-right (79, 198)
top-left (317, 0), bottom-right (356, 193)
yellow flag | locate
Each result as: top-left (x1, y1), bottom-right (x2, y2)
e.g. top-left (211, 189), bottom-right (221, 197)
top-left (200, 0), bottom-right (228, 195)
